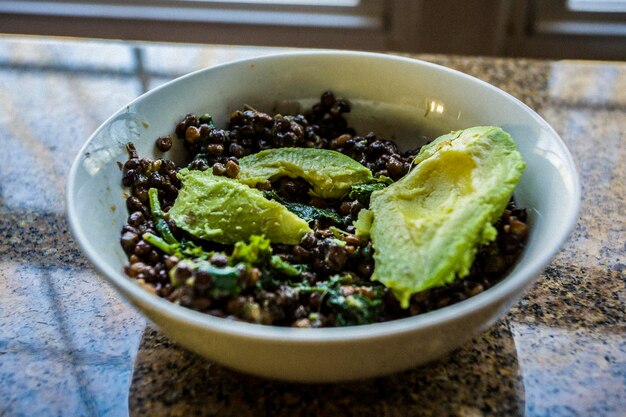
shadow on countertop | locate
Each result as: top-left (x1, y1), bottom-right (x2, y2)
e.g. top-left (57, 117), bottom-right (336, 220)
top-left (129, 320), bottom-right (524, 417)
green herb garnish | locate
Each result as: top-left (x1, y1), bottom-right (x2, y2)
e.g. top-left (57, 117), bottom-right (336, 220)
top-left (264, 191), bottom-right (346, 225)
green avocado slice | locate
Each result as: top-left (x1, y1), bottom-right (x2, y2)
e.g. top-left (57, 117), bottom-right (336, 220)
top-left (367, 126), bottom-right (526, 308)
top-left (237, 148), bottom-right (373, 199)
top-left (169, 169), bottom-right (312, 245)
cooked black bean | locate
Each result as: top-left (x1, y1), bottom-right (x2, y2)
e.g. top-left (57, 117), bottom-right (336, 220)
top-left (188, 158), bottom-right (209, 171)
top-left (121, 225), bottom-right (139, 235)
top-left (206, 143), bottom-right (224, 155)
top-left (120, 231), bottom-right (139, 253)
top-left (386, 158), bottom-right (405, 178)
top-left (212, 162), bottom-right (226, 176)
top-left (210, 253), bottom-right (229, 267)
top-left (229, 143), bottom-right (245, 158)
top-left (164, 256), bottom-right (179, 270)
top-left (185, 126), bottom-right (201, 143)
top-left (134, 240), bottom-right (152, 257)
top-left (338, 200), bottom-right (353, 216)
top-left (224, 160), bottom-right (240, 178)
top-left (128, 211), bottom-right (144, 227)
top-left (139, 158), bottom-right (151, 171)
top-left (122, 169), bottom-right (136, 186)
top-left (292, 245), bottom-right (311, 262)
top-left (199, 124), bottom-right (211, 139)
top-left (124, 158), bottom-right (140, 170)
top-left (126, 196), bottom-right (142, 211)
top-left (155, 136), bottom-right (173, 152)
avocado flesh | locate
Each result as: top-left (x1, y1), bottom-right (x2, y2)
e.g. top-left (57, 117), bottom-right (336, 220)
top-left (237, 148), bottom-right (373, 199)
top-left (368, 126), bottom-right (526, 308)
top-left (169, 169), bottom-right (312, 245)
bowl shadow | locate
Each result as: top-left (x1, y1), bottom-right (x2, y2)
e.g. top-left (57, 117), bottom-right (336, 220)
top-left (129, 319), bottom-right (525, 416)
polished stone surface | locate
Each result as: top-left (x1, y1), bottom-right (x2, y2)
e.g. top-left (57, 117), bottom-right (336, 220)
top-left (0, 35), bottom-right (624, 417)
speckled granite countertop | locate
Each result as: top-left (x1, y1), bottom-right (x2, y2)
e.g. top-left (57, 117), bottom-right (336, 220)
top-left (0, 35), bottom-right (624, 417)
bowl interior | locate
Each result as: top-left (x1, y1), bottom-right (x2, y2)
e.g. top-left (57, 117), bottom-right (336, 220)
top-left (67, 51), bottom-right (580, 338)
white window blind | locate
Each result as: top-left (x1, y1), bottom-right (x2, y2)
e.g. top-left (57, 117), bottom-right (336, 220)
top-left (534, 0), bottom-right (626, 37)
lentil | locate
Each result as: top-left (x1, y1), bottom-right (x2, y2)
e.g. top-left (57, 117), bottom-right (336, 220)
top-left (119, 91), bottom-right (529, 327)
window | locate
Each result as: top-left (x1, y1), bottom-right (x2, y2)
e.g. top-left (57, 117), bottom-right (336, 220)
top-left (506, 0), bottom-right (626, 60)
top-left (0, 0), bottom-right (422, 51)
top-left (534, 0), bottom-right (626, 36)
top-left (567, 0), bottom-right (626, 13)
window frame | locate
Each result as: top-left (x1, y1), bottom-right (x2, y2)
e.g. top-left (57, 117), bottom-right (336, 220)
top-left (506, 0), bottom-right (626, 60)
top-left (0, 0), bottom-right (420, 51)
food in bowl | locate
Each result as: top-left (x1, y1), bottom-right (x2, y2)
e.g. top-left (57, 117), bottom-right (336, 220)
top-left (119, 91), bottom-right (528, 327)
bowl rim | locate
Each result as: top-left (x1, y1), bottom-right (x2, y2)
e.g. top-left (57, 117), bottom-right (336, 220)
top-left (66, 49), bottom-right (581, 343)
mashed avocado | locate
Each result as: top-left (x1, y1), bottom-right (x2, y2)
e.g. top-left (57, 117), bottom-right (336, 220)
top-left (237, 148), bottom-right (373, 199)
top-left (365, 126), bottom-right (526, 308)
top-left (169, 169), bottom-right (312, 245)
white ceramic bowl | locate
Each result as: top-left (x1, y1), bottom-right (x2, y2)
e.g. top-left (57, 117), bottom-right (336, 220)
top-left (67, 51), bottom-right (580, 382)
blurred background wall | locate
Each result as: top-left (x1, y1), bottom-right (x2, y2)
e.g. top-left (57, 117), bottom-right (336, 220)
top-left (0, 0), bottom-right (624, 60)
